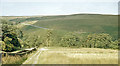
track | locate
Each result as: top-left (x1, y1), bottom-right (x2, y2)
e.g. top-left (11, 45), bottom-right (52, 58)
top-left (22, 48), bottom-right (48, 64)
top-left (21, 23), bottom-right (49, 29)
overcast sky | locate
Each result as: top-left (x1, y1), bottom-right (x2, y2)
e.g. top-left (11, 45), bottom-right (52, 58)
top-left (1, 0), bottom-right (119, 16)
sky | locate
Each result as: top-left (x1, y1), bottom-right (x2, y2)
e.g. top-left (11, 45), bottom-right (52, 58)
top-left (0, 0), bottom-right (119, 16)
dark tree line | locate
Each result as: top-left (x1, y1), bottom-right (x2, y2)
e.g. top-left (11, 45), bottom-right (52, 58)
top-left (60, 33), bottom-right (118, 49)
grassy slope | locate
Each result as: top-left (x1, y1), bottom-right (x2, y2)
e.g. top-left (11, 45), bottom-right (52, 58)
top-left (18, 14), bottom-right (118, 39)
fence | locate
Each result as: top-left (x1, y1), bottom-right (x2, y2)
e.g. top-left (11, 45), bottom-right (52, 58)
top-left (2, 47), bottom-right (37, 56)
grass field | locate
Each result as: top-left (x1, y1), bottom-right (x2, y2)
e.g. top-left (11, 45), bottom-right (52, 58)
top-left (23, 47), bottom-right (118, 64)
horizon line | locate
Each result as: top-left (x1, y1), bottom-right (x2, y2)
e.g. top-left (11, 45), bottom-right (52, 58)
top-left (1, 13), bottom-right (118, 17)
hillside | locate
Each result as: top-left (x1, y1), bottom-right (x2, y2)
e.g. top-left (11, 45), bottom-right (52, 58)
top-left (8, 14), bottom-right (118, 39)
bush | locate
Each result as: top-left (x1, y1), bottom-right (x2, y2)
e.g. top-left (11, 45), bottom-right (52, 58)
top-left (60, 33), bottom-right (81, 47)
top-left (109, 40), bottom-right (118, 49)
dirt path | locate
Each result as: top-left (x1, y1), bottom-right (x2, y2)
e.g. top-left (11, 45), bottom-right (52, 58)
top-left (22, 48), bottom-right (48, 64)
top-left (22, 23), bottom-right (48, 29)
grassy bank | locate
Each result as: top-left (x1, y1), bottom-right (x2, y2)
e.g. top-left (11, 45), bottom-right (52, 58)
top-left (2, 55), bottom-right (27, 64)
top-left (2, 50), bottom-right (37, 64)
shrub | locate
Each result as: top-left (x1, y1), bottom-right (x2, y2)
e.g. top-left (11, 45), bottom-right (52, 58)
top-left (60, 33), bottom-right (81, 47)
top-left (109, 40), bottom-right (118, 49)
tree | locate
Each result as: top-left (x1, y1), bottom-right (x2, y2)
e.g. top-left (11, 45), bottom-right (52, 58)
top-left (18, 30), bottom-right (23, 39)
top-left (85, 33), bottom-right (116, 49)
top-left (60, 33), bottom-right (80, 47)
top-left (45, 29), bottom-right (53, 47)
top-left (1, 19), bottom-right (21, 52)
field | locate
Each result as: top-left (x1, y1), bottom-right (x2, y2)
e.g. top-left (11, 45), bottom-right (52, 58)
top-left (23, 47), bottom-right (118, 64)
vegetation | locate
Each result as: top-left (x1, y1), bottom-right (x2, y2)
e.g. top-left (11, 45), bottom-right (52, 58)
top-left (1, 19), bottom-right (31, 64)
top-left (60, 33), bottom-right (81, 47)
top-left (8, 14), bottom-right (118, 49)
top-left (22, 29), bottom-right (118, 49)
top-left (1, 14), bottom-right (118, 64)
top-left (1, 20), bottom-right (22, 52)
top-left (85, 33), bottom-right (118, 49)
top-left (2, 55), bottom-right (27, 64)
top-left (60, 33), bottom-right (118, 49)
top-left (14, 14), bottom-right (118, 39)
